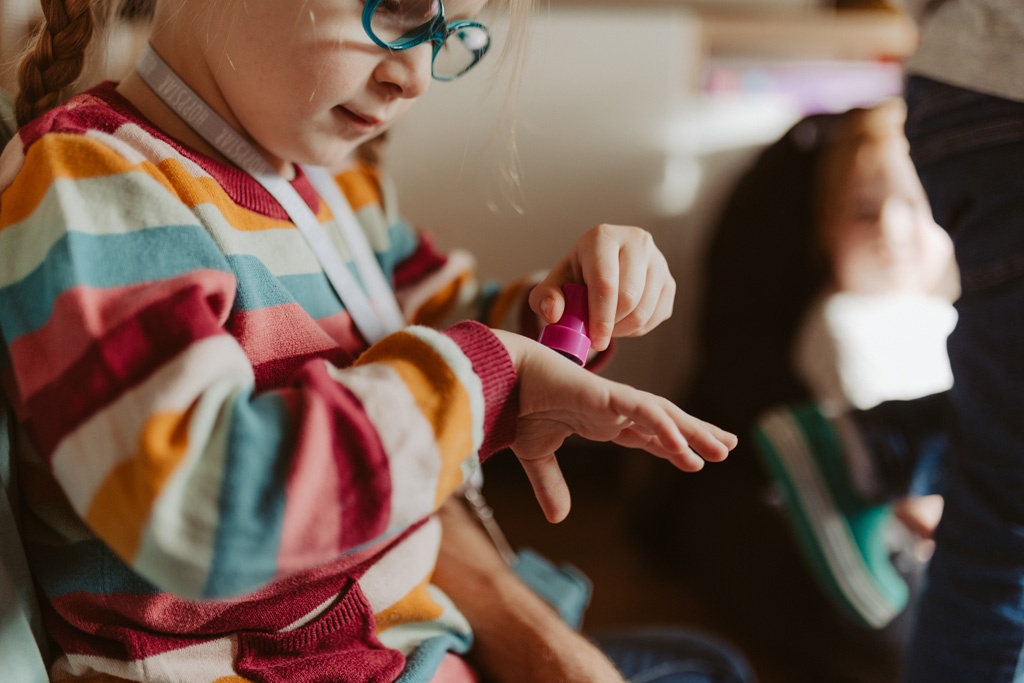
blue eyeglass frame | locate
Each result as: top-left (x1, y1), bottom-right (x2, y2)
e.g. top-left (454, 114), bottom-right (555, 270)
top-left (361, 0), bottom-right (491, 81)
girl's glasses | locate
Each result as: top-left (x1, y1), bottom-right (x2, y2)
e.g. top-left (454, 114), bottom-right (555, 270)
top-left (362, 0), bottom-right (491, 81)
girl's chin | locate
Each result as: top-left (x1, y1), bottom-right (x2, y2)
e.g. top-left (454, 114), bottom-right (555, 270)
top-left (282, 140), bottom-right (363, 169)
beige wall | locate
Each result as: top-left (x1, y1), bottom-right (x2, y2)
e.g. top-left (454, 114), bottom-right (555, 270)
top-left (387, 6), bottom-right (801, 398)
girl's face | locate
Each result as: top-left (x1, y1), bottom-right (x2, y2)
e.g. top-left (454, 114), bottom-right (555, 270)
top-left (155, 0), bottom-right (488, 172)
top-left (820, 134), bottom-right (953, 296)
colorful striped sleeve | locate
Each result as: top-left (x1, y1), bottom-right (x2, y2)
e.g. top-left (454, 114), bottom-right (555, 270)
top-left (0, 127), bottom-right (518, 600)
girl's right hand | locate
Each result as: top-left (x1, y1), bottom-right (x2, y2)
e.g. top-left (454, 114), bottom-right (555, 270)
top-left (491, 330), bottom-right (738, 523)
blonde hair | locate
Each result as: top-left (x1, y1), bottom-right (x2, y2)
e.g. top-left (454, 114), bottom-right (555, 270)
top-left (14, 0), bottom-right (535, 130)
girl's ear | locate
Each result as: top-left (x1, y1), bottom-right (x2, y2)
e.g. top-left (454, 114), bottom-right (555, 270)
top-left (16, 0), bottom-right (96, 127)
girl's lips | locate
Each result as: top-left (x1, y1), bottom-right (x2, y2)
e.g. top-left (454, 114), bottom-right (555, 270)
top-left (336, 106), bottom-right (381, 129)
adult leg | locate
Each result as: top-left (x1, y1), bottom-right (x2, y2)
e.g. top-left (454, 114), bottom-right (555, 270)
top-left (902, 76), bottom-right (1024, 682)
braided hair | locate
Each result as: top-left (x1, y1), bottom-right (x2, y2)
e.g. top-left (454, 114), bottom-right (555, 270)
top-left (15, 0), bottom-right (155, 127)
top-left (16, 0), bottom-right (94, 126)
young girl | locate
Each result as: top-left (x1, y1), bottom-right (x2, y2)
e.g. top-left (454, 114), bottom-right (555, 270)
top-left (0, 0), bottom-right (739, 681)
top-left (633, 101), bottom-right (954, 682)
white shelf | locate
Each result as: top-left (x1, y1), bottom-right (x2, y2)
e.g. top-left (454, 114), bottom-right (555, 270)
top-left (699, 8), bottom-right (917, 60)
top-left (548, 2), bottom-right (918, 61)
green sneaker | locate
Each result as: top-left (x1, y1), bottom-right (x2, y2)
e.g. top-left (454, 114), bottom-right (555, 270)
top-left (754, 403), bottom-right (908, 629)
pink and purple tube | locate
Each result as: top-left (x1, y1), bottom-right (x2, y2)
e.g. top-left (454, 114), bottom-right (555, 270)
top-left (539, 283), bottom-right (591, 366)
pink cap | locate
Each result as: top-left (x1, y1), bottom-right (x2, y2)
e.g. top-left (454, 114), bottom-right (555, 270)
top-left (539, 283), bottom-right (591, 366)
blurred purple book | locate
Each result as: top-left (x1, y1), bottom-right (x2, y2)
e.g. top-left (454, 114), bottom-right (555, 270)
top-left (703, 58), bottom-right (905, 114)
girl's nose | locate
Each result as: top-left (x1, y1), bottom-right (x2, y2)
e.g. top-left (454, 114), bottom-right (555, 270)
top-left (375, 42), bottom-right (433, 99)
top-left (880, 197), bottom-right (916, 247)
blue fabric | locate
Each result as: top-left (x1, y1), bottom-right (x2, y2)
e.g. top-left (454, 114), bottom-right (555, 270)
top-left (594, 628), bottom-right (755, 683)
top-left (513, 547), bottom-right (592, 630)
top-left (393, 630), bottom-right (473, 683)
top-left (853, 390), bottom-right (952, 500)
top-left (899, 76), bottom-right (1024, 683)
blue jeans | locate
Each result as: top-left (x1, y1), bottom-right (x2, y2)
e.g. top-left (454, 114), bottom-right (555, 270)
top-left (898, 76), bottom-right (1024, 683)
top-left (595, 628), bottom-right (756, 683)
top-left (853, 390), bottom-right (952, 500)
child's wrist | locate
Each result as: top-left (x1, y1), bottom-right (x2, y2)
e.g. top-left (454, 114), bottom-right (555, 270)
top-left (490, 328), bottom-right (527, 371)
top-left (442, 322), bottom-right (519, 458)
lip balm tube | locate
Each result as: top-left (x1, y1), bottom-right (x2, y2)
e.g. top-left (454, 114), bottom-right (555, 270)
top-left (539, 283), bottom-right (591, 366)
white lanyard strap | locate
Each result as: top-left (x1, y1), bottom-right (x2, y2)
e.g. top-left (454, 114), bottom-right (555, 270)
top-left (134, 44), bottom-right (404, 343)
top-left (303, 166), bottom-right (405, 333)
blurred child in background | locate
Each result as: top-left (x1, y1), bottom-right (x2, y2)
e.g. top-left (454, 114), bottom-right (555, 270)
top-left (634, 99), bottom-right (955, 683)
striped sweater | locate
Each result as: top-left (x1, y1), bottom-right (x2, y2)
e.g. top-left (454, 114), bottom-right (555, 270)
top-left (0, 83), bottom-right (538, 682)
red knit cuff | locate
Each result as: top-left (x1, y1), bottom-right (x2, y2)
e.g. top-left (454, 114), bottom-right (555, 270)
top-left (444, 321), bottom-right (519, 460)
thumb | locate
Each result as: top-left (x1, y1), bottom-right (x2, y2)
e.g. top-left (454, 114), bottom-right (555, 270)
top-left (529, 275), bottom-right (569, 325)
top-left (516, 453), bottom-right (572, 523)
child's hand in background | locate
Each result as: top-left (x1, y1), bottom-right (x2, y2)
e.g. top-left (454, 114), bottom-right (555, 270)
top-left (529, 224), bottom-right (675, 351)
top-left (493, 330), bottom-right (737, 524)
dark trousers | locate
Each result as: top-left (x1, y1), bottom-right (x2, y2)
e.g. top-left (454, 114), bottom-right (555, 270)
top-left (899, 75), bottom-right (1024, 683)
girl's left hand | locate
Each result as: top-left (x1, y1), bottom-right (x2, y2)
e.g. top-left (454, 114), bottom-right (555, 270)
top-left (492, 329), bottom-right (735, 524)
top-left (529, 224), bottom-right (675, 352)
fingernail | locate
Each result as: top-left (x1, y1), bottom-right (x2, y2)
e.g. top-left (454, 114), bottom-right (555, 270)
top-left (541, 296), bottom-right (555, 322)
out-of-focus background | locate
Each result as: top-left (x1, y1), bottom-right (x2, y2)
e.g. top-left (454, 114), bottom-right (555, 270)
top-left (386, 0), bottom-right (913, 400)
